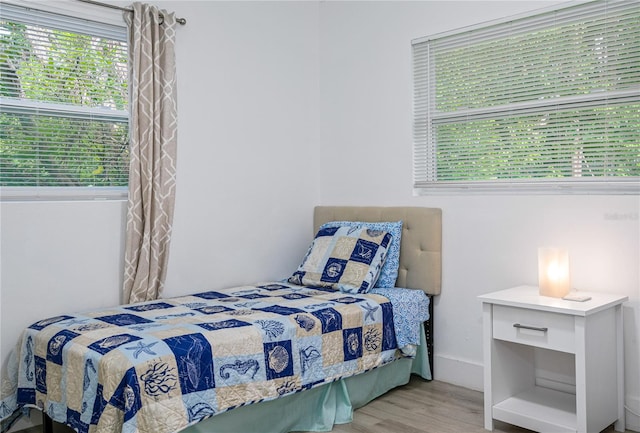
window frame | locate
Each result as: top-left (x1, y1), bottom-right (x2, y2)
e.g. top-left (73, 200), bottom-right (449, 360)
top-left (411, 0), bottom-right (640, 195)
top-left (0, 1), bottom-right (129, 201)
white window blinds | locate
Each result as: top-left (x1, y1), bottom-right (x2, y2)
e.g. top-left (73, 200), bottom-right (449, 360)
top-left (412, 0), bottom-right (640, 194)
top-left (0, 3), bottom-right (129, 193)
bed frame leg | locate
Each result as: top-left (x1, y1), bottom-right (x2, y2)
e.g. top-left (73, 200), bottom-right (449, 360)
top-left (426, 295), bottom-right (434, 378)
top-left (43, 412), bottom-right (53, 433)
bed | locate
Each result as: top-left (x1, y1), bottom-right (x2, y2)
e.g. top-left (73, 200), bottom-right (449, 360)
top-left (0, 206), bottom-right (442, 433)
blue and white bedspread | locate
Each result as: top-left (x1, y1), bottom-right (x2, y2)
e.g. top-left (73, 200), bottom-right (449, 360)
top-left (369, 287), bottom-right (430, 351)
top-left (0, 282), bottom-right (428, 433)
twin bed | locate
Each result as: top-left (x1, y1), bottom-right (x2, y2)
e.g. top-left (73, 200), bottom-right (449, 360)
top-left (1, 206), bottom-right (442, 433)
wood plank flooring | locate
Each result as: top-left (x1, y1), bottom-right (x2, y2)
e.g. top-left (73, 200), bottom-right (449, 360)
top-left (306, 376), bottom-right (631, 433)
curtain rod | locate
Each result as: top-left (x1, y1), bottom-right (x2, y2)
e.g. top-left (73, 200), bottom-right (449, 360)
top-left (77, 0), bottom-right (187, 25)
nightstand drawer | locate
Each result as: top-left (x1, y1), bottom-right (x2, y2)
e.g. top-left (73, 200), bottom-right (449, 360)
top-left (492, 305), bottom-right (575, 353)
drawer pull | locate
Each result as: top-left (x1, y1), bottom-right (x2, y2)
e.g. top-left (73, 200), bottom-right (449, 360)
top-left (513, 323), bottom-right (548, 333)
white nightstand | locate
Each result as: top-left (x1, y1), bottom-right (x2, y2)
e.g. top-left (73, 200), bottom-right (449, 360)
top-left (479, 286), bottom-right (627, 433)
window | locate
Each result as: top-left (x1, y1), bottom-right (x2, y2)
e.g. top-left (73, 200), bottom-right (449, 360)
top-left (0, 3), bottom-right (128, 199)
top-left (412, 0), bottom-right (639, 194)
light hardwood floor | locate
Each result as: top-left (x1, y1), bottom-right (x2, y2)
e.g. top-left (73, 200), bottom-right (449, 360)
top-left (16, 377), bottom-right (632, 433)
top-left (306, 376), bottom-right (632, 433)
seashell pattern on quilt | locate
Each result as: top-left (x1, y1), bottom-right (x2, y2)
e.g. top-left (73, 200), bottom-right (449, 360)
top-left (0, 282), bottom-right (425, 433)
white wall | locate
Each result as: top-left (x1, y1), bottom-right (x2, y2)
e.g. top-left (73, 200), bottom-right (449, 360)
top-left (0, 201), bottom-right (127, 360)
top-left (317, 1), bottom-right (640, 429)
top-left (160, 0), bottom-right (320, 296)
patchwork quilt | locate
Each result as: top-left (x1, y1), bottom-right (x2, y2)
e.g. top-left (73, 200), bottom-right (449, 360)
top-left (0, 282), bottom-right (414, 433)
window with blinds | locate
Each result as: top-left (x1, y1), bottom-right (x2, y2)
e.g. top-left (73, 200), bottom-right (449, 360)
top-left (412, 0), bottom-right (639, 194)
top-left (0, 3), bottom-right (128, 197)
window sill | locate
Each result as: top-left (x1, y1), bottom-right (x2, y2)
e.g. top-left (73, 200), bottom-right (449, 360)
top-left (413, 179), bottom-right (640, 195)
top-left (0, 187), bottom-right (128, 202)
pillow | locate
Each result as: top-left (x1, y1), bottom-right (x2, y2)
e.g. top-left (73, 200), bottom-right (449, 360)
top-left (319, 220), bottom-right (402, 288)
top-left (288, 225), bottom-right (392, 294)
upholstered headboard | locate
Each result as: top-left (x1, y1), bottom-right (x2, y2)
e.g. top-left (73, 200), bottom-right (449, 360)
top-left (313, 206), bottom-right (442, 296)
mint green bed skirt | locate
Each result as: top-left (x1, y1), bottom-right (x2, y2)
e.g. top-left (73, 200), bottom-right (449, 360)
top-left (183, 327), bottom-right (431, 433)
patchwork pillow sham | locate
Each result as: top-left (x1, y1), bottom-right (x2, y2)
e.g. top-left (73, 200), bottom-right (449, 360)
top-left (288, 225), bottom-right (392, 294)
top-left (319, 220), bottom-right (402, 288)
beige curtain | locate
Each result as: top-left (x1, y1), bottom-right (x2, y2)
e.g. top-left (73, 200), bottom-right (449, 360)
top-left (123, 2), bottom-right (178, 304)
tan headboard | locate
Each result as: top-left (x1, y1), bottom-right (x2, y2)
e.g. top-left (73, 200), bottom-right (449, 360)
top-left (313, 206), bottom-right (442, 296)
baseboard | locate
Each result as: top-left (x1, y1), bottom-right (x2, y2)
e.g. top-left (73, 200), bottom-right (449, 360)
top-left (432, 353), bottom-right (484, 391)
top-left (627, 394), bottom-right (640, 432)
